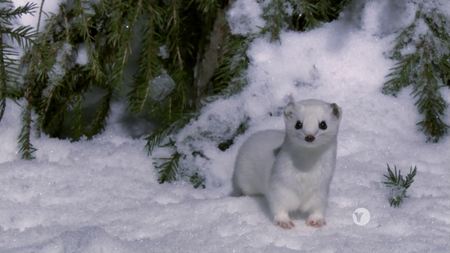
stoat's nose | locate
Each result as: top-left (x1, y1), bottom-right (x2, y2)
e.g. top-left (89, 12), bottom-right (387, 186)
top-left (305, 135), bottom-right (315, 142)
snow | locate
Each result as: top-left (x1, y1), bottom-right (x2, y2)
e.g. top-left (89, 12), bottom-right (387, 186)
top-left (1, 0), bottom-right (450, 252)
top-left (149, 71), bottom-right (176, 101)
top-left (12, 0), bottom-right (63, 31)
top-left (75, 44), bottom-right (89, 66)
top-left (47, 43), bottom-right (72, 88)
top-left (226, 0), bottom-right (266, 35)
top-left (157, 45), bottom-right (169, 59)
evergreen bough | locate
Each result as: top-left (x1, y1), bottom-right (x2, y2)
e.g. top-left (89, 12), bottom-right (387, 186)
top-left (383, 164), bottom-right (417, 207)
top-left (0, 0), bottom-right (37, 159)
top-left (0, 0), bottom-right (350, 186)
top-left (382, 3), bottom-right (450, 143)
top-left (1, 0), bottom-right (215, 160)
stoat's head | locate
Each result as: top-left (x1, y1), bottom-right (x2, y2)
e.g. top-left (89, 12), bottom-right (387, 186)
top-left (284, 99), bottom-right (342, 148)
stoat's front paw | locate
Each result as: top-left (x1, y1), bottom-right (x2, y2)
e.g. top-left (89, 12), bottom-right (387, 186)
top-left (306, 215), bottom-right (326, 227)
top-left (275, 219), bottom-right (295, 229)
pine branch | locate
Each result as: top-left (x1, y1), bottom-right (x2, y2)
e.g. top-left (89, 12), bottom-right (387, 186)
top-left (84, 0), bottom-right (145, 139)
top-left (195, 0), bottom-right (219, 14)
top-left (1, 1), bottom-right (38, 157)
top-left (34, 7), bottom-right (71, 133)
top-left (0, 26), bottom-right (35, 47)
top-left (127, 3), bottom-right (163, 114)
top-left (316, 0), bottom-right (331, 22)
top-left (0, 1), bottom-right (37, 20)
top-left (261, 0), bottom-right (287, 42)
top-left (88, 88), bottom-right (115, 139)
top-left (0, 37), bottom-right (9, 122)
top-left (290, 0), bottom-right (349, 31)
top-left (0, 1), bottom-right (37, 122)
top-left (383, 164), bottom-right (417, 207)
top-left (382, 53), bottom-right (419, 97)
top-left (189, 172), bottom-right (205, 189)
top-left (70, 94), bottom-right (83, 141)
top-left (107, 0), bottom-right (142, 91)
top-left (40, 91), bottom-right (74, 136)
top-left (382, 5), bottom-right (449, 142)
top-left (18, 89), bottom-right (36, 159)
top-left (298, 0), bottom-right (321, 30)
top-left (218, 121), bottom-right (248, 151)
top-left (145, 112), bottom-right (196, 155)
top-left (154, 151), bottom-right (181, 184)
top-left (138, 0), bottom-right (201, 165)
top-left (23, 13), bottom-right (57, 81)
top-left (209, 31), bottom-right (250, 101)
top-left (74, 0), bottom-right (104, 82)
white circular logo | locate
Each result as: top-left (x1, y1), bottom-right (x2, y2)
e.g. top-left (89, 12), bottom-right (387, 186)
top-left (353, 208), bottom-right (370, 226)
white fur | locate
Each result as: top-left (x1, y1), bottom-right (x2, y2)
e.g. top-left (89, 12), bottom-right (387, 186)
top-left (232, 99), bottom-right (342, 229)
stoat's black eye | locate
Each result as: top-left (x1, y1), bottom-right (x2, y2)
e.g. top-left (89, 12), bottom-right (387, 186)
top-left (295, 121), bottom-right (303, 130)
top-left (319, 121), bottom-right (327, 130)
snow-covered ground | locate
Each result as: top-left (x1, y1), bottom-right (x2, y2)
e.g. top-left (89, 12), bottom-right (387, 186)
top-left (1, 0), bottom-right (450, 252)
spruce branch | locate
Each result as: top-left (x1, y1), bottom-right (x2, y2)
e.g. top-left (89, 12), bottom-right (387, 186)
top-left (127, 3), bottom-right (163, 114)
top-left (18, 89), bottom-right (36, 159)
top-left (209, 31), bottom-right (250, 101)
top-left (189, 172), bottom-right (205, 189)
top-left (136, 0), bottom-right (201, 171)
top-left (154, 151), bottom-right (181, 184)
top-left (145, 112), bottom-right (196, 155)
top-left (382, 4), bottom-right (450, 142)
top-left (70, 94), bottom-right (83, 141)
top-left (0, 1), bottom-right (37, 122)
top-left (297, 0), bottom-right (321, 30)
top-left (383, 164), bottom-right (417, 207)
top-left (195, 0), bottom-right (219, 14)
top-left (382, 53), bottom-right (418, 97)
top-left (292, 0), bottom-right (349, 31)
top-left (261, 0), bottom-right (287, 42)
top-left (0, 1), bottom-right (37, 20)
top-left (0, 37), bottom-right (9, 122)
top-left (107, 0), bottom-right (142, 91)
top-left (259, 0), bottom-right (350, 38)
top-left (0, 25), bottom-right (35, 47)
top-left (88, 87), bottom-right (115, 140)
top-left (74, 0), bottom-right (104, 82)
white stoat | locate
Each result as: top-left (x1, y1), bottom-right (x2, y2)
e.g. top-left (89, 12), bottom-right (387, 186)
top-left (232, 99), bottom-right (342, 229)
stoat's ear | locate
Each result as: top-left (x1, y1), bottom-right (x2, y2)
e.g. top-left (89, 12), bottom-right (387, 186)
top-left (284, 102), bottom-right (296, 120)
top-left (330, 103), bottom-right (342, 120)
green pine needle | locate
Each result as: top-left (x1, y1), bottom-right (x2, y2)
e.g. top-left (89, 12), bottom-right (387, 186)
top-left (18, 97), bottom-right (36, 160)
top-left (0, 0), bottom-right (36, 121)
top-left (383, 164), bottom-right (417, 207)
top-left (154, 151), bottom-right (181, 184)
top-left (382, 4), bottom-right (449, 143)
top-left (145, 112), bottom-right (196, 155)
